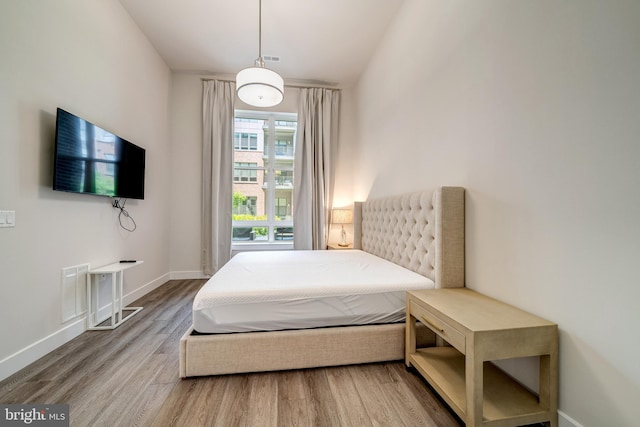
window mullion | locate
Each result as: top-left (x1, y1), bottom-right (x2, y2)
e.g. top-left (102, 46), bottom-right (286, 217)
top-left (266, 115), bottom-right (276, 242)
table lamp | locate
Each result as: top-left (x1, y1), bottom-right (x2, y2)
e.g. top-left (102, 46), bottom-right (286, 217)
top-left (331, 208), bottom-right (353, 247)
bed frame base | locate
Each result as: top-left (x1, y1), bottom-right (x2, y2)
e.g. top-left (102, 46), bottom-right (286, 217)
top-left (180, 323), bottom-right (434, 378)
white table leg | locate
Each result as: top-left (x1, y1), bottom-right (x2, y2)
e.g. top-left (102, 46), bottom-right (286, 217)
top-left (118, 271), bottom-right (124, 324)
top-left (111, 272), bottom-right (117, 327)
top-left (87, 273), bottom-right (93, 328)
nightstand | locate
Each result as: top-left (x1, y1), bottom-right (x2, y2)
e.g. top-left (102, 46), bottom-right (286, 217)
top-left (406, 288), bottom-right (558, 427)
top-left (327, 243), bottom-right (353, 250)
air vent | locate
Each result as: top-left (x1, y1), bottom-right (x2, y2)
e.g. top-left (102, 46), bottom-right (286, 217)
top-left (61, 263), bottom-right (89, 323)
top-left (263, 55), bottom-right (281, 63)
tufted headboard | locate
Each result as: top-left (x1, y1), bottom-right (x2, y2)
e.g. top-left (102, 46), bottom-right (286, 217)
top-left (353, 187), bottom-right (465, 289)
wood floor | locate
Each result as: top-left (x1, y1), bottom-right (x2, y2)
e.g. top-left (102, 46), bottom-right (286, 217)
top-left (0, 279), bottom-right (462, 427)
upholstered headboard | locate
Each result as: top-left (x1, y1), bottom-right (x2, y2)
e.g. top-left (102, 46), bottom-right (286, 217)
top-left (353, 187), bottom-right (465, 289)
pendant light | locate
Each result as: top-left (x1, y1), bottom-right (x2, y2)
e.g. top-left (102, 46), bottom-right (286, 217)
top-left (236, 0), bottom-right (284, 107)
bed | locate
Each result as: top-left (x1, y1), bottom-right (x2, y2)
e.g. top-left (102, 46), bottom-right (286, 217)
top-left (180, 186), bottom-right (465, 377)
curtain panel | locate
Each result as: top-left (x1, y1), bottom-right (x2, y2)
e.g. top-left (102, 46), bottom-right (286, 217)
top-left (293, 88), bottom-right (340, 250)
top-left (202, 80), bottom-right (234, 275)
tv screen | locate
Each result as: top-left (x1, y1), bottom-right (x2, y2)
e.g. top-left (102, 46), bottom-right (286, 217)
top-left (53, 108), bottom-right (145, 200)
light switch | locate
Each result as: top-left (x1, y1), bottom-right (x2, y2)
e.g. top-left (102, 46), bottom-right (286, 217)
top-left (0, 211), bottom-right (15, 228)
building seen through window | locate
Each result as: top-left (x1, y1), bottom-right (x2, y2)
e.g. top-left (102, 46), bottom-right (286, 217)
top-left (232, 111), bottom-right (296, 243)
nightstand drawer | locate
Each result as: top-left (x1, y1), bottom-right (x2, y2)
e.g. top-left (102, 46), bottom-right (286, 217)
top-left (410, 300), bottom-right (465, 354)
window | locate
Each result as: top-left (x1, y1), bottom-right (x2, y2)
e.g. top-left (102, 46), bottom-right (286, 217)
top-left (233, 162), bottom-right (258, 182)
top-left (232, 111), bottom-right (296, 244)
top-left (104, 153), bottom-right (115, 176)
top-left (234, 132), bottom-right (258, 151)
top-left (275, 197), bottom-right (288, 217)
top-left (275, 139), bottom-right (294, 157)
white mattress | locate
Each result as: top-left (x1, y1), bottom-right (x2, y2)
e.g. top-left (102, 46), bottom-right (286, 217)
top-left (192, 250), bottom-right (435, 333)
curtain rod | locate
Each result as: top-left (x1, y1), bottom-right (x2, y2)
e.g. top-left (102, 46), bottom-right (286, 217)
top-left (200, 77), bottom-right (341, 90)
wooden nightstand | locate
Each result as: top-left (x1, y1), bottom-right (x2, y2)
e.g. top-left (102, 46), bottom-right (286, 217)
top-left (327, 243), bottom-right (353, 250)
top-left (406, 288), bottom-right (558, 427)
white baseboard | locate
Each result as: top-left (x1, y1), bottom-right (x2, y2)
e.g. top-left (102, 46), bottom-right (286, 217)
top-left (559, 410), bottom-right (584, 427)
top-left (124, 272), bottom-right (170, 306)
top-left (0, 318), bottom-right (85, 383)
top-left (0, 271), bottom-right (176, 382)
top-left (170, 270), bottom-right (209, 280)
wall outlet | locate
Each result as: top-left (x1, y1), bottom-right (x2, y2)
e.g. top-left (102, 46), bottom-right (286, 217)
top-left (0, 211), bottom-right (15, 228)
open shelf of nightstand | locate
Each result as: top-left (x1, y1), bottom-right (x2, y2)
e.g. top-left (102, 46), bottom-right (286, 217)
top-left (409, 347), bottom-right (546, 423)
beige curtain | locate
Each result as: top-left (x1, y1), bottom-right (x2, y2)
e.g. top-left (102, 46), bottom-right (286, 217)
top-left (293, 88), bottom-right (340, 250)
top-left (202, 80), bottom-right (234, 275)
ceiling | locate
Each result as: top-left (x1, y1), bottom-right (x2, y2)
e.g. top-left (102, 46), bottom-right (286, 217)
top-left (119, 0), bottom-right (405, 86)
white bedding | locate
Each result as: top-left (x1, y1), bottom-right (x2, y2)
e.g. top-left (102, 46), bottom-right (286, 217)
top-left (192, 250), bottom-right (434, 333)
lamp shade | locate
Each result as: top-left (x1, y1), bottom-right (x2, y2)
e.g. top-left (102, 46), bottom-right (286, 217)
top-left (236, 66), bottom-right (284, 107)
top-left (332, 209), bottom-right (353, 224)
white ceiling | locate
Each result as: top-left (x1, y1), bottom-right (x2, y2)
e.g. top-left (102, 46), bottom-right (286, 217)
top-left (119, 0), bottom-right (405, 86)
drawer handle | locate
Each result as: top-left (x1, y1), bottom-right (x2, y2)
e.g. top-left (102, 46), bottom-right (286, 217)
top-left (421, 316), bottom-right (444, 333)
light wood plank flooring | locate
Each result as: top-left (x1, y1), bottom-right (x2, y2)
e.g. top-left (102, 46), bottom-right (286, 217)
top-left (0, 279), bottom-right (462, 426)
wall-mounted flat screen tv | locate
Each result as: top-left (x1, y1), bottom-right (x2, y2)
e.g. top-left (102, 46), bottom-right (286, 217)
top-left (53, 108), bottom-right (145, 200)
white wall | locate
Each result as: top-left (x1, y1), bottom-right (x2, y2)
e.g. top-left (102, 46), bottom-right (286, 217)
top-left (168, 74), bottom-right (205, 276)
top-left (0, 1), bottom-right (171, 379)
top-left (351, 0), bottom-right (640, 425)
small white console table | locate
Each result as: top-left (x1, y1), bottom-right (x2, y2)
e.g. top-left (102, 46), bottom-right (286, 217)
top-left (86, 261), bottom-right (143, 330)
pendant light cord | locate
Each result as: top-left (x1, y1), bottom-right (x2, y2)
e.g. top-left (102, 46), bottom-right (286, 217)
top-left (258, 0), bottom-right (262, 60)
top-left (254, 0), bottom-right (266, 68)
